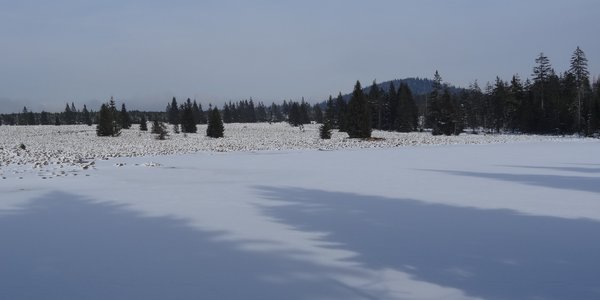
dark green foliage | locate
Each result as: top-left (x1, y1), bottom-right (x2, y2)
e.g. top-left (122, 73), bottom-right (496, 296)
top-left (120, 104), bottom-right (132, 129)
top-left (368, 80), bottom-right (383, 130)
top-left (346, 81), bottom-right (372, 138)
top-left (167, 97), bottom-right (179, 125)
top-left (55, 115), bottom-right (61, 126)
top-left (335, 92), bottom-right (347, 131)
top-left (207, 107), bottom-right (224, 138)
top-left (192, 100), bottom-right (207, 124)
top-left (432, 89), bottom-right (457, 136)
top-left (395, 83), bottom-right (418, 132)
top-left (180, 99), bottom-right (198, 133)
top-left (82, 105), bottom-right (92, 126)
top-left (151, 119), bottom-right (168, 140)
top-left (40, 111), bottom-right (50, 125)
top-left (319, 122), bottom-right (332, 139)
top-left (139, 115), bottom-right (148, 131)
top-left (96, 97), bottom-right (121, 137)
top-left (64, 103), bottom-right (76, 125)
top-left (313, 104), bottom-right (323, 124)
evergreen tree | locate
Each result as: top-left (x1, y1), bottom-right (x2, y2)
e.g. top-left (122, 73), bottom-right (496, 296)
top-left (436, 89), bottom-right (458, 135)
top-left (505, 75), bottom-right (524, 133)
top-left (151, 119), bottom-right (168, 140)
top-left (207, 107), bottom-right (224, 138)
top-left (97, 97), bottom-right (121, 136)
top-left (368, 80), bottom-right (383, 130)
top-left (335, 92), bottom-right (347, 131)
top-left (532, 52), bottom-right (553, 111)
top-left (139, 115), bottom-right (148, 131)
top-left (181, 98), bottom-right (198, 133)
top-left (120, 103), bottom-right (132, 129)
top-left (427, 71), bottom-right (444, 129)
top-left (55, 115), bottom-right (61, 126)
top-left (384, 82), bottom-right (398, 130)
top-left (40, 111), bottom-right (50, 125)
top-left (96, 104), bottom-right (113, 136)
top-left (313, 104), bottom-right (323, 124)
top-left (569, 46), bottom-right (590, 134)
top-left (82, 105), bottom-right (92, 126)
top-left (167, 97), bottom-right (179, 125)
top-left (396, 82), bottom-right (418, 132)
top-left (319, 121), bottom-right (332, 139)
top-left (346, 81), bottom-right (372, 138)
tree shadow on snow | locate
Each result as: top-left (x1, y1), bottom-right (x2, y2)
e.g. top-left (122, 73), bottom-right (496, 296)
top-left (255, 186), bottom-right (600, 300)
top-left (0, 192), bottom-right (370, 300)
top-left (424, 169), bottom-right (600, 194)
top-left (500, 165), bottom-right (600, 175)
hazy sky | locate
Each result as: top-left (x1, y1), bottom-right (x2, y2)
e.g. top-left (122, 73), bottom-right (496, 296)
top-left (1, 0), bottom-right (598, 113)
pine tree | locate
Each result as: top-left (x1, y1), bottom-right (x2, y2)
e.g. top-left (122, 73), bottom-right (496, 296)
top-left (96, 104), bottom-right (113, 136)
top-left (139, 115), bottom-right (148, 131)
top-left (82, 105), bottom-right (92, 126)
top-left (319, 121), bottom-right (332, 139)
top-left (569, 46), bottom-right (590, 134)
top-left (368, 80), bottom-right (382, 130)
top-left (396, 82), bottom-right (418, 132)
top-left (40, 111), bottom-right (50, 125)
top-left (167, 97), bottom-right (179, 125)
top-left (335, 92), bottom-right (347, 131)
top-left (181, 98), bottom-right (197, 133)
top-left (207, 107), bottom-right (224, 138)
top-left (120, 103), bottom-right (132, 129)
top-left (151, 119), bottom-right (168, 140)
top-left (97, 97), bottom-right (121, 136)
top-left (346, 81), bottom-right (372, 138)
top-left (436, 89), bottom-right (457, 135)
top-left (532, 52), bottom-right (553, 111)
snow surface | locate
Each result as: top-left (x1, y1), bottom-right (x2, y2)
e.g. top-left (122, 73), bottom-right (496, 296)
top-left (0, 123), bottom-right (587, 179)
top-left (1, 125), bottom-right (599, 299)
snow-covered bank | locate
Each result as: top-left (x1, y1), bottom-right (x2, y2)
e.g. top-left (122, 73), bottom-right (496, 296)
top-left (0, 123), bottom-right (592, 178)
top-left (1, 141), bottom-right (599, 299)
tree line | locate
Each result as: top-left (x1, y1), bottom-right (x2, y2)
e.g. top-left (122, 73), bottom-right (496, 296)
top-left (2, 46), bottom-right (598, 139)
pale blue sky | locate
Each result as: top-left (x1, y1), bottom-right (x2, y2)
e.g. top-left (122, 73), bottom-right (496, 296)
top-left (1, 0), bottom-right (598, 112)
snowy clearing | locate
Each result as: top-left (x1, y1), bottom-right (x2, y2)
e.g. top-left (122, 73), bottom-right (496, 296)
top-left (1, 139), bottom-right (599, 299)
top-left (0, 123), bottom-right (588, 179)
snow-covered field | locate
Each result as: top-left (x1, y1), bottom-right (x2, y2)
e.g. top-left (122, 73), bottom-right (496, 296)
top-left (0, 123), bottom-right (586, 179)
top-left (1, 125), bottom-right (599, 299)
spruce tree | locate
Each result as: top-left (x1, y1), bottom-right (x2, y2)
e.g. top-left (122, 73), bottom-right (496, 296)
top-left (96, 104), bottom-right (113, 136)
top-left (335, 92), bottom-right (347, 131)
top-left (368, 80), bottom-right (382, 130)
top-left (139, 115), bottom-right (148, 131)
top-left (82, 105), bottom-right (92, 126)
top-left (319, 121), bottom-right (332, 139)
top-left (181, 99), bottom-right (197, 133)
top-left (207, 107), bottom-right (224, 138)
top-left (346, 81), bottom-right (372, 138)
top-left (396, 82), bottom-right (418, 132)
top-left (120, 103), bottom-right (132, 129)
top-left (569, 46), bottom-right (590, 134)
top-left (151, 119), bottom-right (168, 140)
top-left (167, 97), bottom-right (179, 125)
top-left (40, 111), bottom-right (50, 125)
top-left (97, 97), bottom-right (121, 136)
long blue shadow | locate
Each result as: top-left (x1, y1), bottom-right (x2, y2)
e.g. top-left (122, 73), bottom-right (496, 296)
top-left (423, 169), bottom-right (600, 194)
top-left (0, 192), bottom-right (370, 300)
top-left (501, 165), bottom-right (600, 174)
top-left (255, 186), bottom-right (600, 300)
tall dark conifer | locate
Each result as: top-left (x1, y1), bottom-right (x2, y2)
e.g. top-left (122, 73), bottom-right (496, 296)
top-left (346, 81), bottom-right (371, 138)
top-left (207, 107), bottom-right (224, 138)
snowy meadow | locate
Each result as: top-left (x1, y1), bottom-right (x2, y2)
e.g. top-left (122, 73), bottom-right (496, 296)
top-left (1, 124), bottom-right (599, 300)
